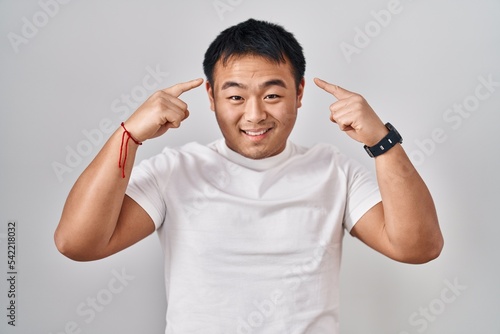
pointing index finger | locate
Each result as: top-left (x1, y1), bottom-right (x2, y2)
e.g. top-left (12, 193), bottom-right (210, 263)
top-left (314, 77), bottom-right (354, 100)
top-left (164, 78), bottom-right (204, 97)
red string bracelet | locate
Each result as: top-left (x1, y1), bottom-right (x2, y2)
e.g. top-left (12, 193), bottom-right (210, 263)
top-left (119, 122), bottom-right (142, 178)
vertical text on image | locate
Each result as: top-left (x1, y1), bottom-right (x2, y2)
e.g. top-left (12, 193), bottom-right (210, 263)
top-left (5, 220), bottom-right (18, 327)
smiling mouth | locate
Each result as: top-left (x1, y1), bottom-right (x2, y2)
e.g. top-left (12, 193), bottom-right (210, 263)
top-left (241, 128), bottom-right (272, 136)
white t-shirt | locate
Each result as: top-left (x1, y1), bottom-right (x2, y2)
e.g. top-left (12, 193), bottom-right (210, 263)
top-left (126, 139), bottom-right (381, 334)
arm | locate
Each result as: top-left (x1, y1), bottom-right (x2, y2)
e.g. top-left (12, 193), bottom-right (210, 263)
top-left (314, 78), bottom-right (443, 264)
top-left (54, 78), bottom-right (204, 261)
top-left (351, 144), bottom-right (443, 264)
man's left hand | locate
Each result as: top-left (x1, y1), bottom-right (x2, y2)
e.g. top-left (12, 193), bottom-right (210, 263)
top-left (314, 77), bottom-right (388, 147)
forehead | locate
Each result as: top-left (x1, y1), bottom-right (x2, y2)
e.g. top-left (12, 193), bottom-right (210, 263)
top-left (212, 55), bottom-right (295, 88)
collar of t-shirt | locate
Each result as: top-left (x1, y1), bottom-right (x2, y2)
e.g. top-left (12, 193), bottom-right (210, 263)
top-left (212, 139), bottom-right (294, 172)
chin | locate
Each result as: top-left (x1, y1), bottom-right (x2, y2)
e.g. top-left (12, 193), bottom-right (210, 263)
top-left (242, 151), bottom-right (268, 160)
top-left (241, 145), bottom-right (283, 160)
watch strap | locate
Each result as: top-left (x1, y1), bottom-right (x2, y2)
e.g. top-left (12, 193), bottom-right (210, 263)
top-left (364, 123), bottom-right (402, 158)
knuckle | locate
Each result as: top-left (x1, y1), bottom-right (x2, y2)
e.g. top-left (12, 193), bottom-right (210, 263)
top-left (151, 99), bottom-right (166, 112)
top-left (151, 90), bottom-right (166, 100)
top-left (352, 102), bottom-right (363, 110)
top-left (351, 94), bottom-right (365, 104)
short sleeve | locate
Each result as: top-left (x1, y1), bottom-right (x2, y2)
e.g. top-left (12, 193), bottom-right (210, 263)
top-left (125, 152), bottom-right (172, 230)
top-left (341, 154), bottom-right (382, 232)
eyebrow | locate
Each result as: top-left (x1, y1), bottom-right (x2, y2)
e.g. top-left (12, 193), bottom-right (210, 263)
top-left (260, 79), bottom-right (287, 89)
top-left (221, 81), bottom-right (247, 90)
top-left (221, 79), bottom-right (287, 90)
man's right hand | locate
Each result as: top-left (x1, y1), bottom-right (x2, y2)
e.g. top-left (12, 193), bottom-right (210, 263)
top-left (123, 78), bottom-right (204, 142)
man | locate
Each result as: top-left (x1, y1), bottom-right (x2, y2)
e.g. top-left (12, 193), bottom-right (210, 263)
top-left (55, 19), bottom-right (443, 333)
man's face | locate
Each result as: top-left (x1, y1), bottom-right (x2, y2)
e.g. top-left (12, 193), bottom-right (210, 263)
top-left (206, 55), bottom-right (305, 160)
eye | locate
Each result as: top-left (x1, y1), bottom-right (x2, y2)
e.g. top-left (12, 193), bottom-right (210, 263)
top-left (229, 96), bottom-right (243, 101)
top-left (264, 94), bottom-right (280, 100)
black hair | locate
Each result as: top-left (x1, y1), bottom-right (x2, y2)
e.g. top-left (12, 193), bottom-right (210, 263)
top-left (203, 19), bottom-right (306, 89)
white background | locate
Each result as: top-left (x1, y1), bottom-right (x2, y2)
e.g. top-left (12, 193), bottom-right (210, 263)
top-left (1, 0), bottom-right (499, 333)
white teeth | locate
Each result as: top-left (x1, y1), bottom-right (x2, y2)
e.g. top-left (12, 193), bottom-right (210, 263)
top-left (244, 129), bottom-right (269, 136)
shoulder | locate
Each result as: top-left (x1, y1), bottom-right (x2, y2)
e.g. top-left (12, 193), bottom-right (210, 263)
top-left (291, 141), bottom-right (375, 182)
top-left (143, 141), bottom-right (218, 162)
top-left (134, 141), bottom-right (225, 174)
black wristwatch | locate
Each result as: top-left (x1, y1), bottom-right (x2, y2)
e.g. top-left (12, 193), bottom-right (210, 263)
top-left (364, 123), bottom-right (403, 158)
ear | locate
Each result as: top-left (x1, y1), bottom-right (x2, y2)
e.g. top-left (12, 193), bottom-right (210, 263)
top-left (296, 77), bottom-right (305, 109)
top-left (206, 80), bottom-right (216, 112)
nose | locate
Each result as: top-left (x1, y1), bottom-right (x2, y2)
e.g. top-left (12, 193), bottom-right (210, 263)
top-left (244, 98), bottom-right (267, 123)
